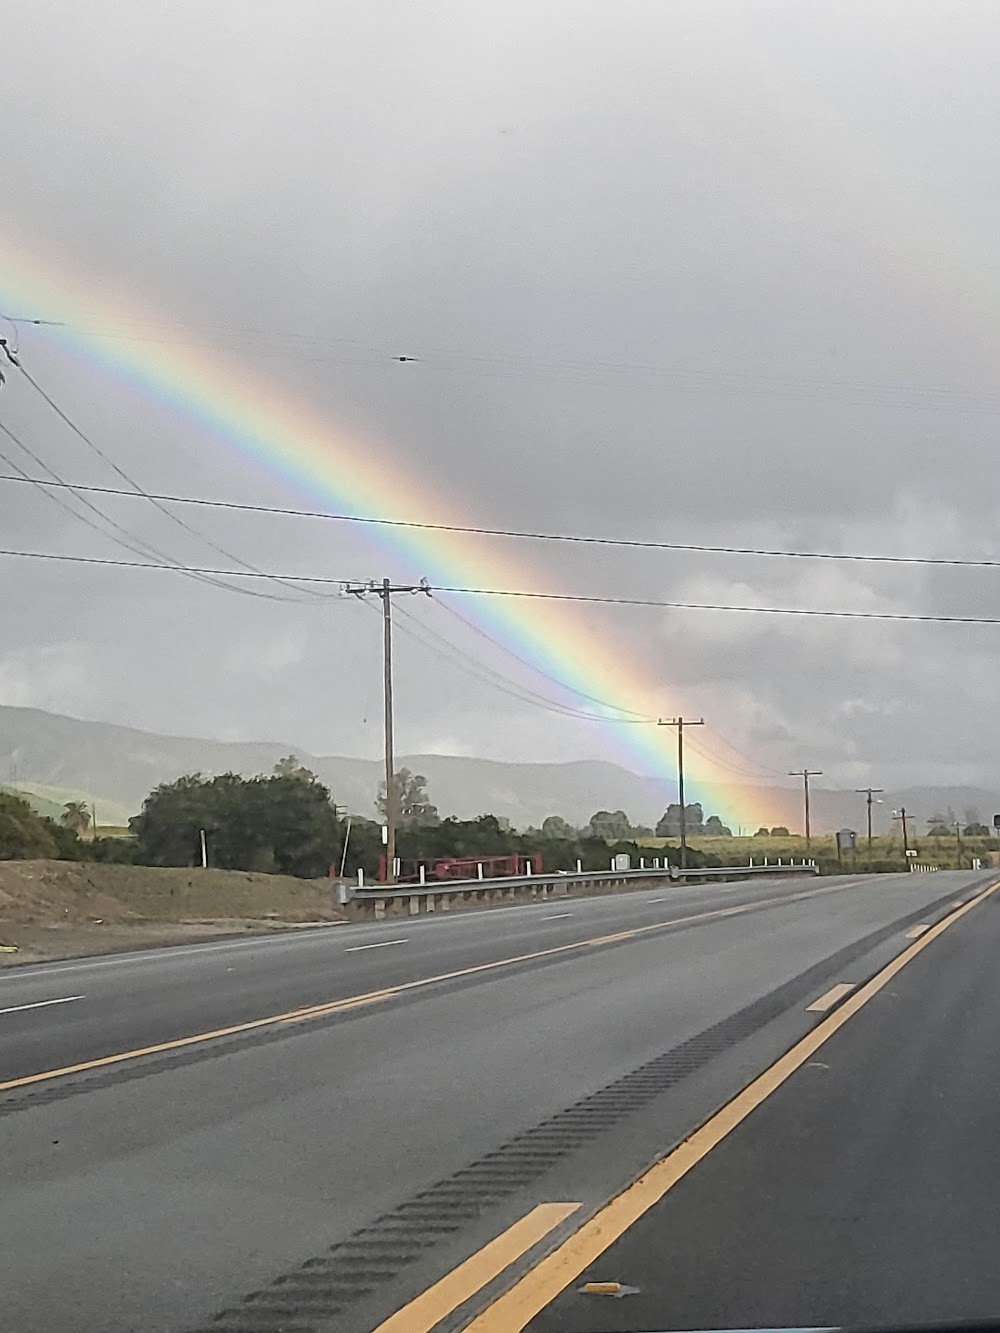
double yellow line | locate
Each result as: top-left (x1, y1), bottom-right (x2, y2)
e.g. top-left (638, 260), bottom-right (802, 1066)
top-left (456, 877), bottom-right (1000, 1331)
top-left (0, 875), bottom-right (892, 1095)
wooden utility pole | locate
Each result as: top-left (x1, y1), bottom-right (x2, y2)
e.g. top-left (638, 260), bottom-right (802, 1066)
top-left (657, 717), bottom-right (704, 869)
top-left (893, 806), bottom-right (911, 856)
top-left (344, 579), bottom-right (429, 885)
top-left (789, 769), bottom-right (823, 849)
top-left (856, 786), bottom-right (884, 866)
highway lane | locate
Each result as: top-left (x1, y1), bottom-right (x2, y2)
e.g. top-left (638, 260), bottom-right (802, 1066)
top-left (0, 870), bottom-right (989, 1333)
top-left (504, 876), bottom-right (1000, 1333)
top-left (0, 871), bottom-right (912, 1084)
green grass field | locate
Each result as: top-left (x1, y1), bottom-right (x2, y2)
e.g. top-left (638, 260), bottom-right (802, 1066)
top-left (636, 831), bottom-right (998, 872)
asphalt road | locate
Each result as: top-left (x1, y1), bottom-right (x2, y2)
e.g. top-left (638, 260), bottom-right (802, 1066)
top-left (0, 871), bottom-right (900, 1083)
top-left (525, 872), bottom-right (1000, 1332)
top-left (0, 869), bottom-right (990, 1333)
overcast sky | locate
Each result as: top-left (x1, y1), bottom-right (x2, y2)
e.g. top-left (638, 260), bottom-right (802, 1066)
top-left (3, 1), bottom-right (1000, 808)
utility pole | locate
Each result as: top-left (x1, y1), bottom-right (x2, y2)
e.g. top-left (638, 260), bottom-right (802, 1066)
top-left (657, 717), bottom-right (704, 869)
top-left (789, 769), bottom-right (823, 849)
top-left (954, 820), bottom-right (963, 869)
top-left (344, 578), bottom-right (430, 885)
top-left (893, 807), bottom-right (911, 856)
top-left (856, 787), bottom-right (884, 866)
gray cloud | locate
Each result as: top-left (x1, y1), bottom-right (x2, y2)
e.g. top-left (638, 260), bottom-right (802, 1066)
top-left (3, 1), bottom-right (1000, 814)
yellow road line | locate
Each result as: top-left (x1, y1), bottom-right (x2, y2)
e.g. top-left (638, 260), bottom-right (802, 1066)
top-left (906, 923), bottom-right (931, 938)
top-left (806, 982), bottom-right (854, 1012)
top-left (0, 874), bottom-right (890, 1095)
top-left (371, 1203), bottom-right (580, 1333)
top-left (461, 878), bottom-right (1000, 1332)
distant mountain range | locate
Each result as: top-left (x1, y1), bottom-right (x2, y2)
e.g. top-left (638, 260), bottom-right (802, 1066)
top-left (1, 705), bottom-right (998, 835)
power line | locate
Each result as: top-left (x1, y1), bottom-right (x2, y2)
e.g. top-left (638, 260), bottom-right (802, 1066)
top-left (0, 420), bottom-right (296, 603)
top-left (682, 733), bottom-right (786, 784)
top-left (430, 595), bottom-right (651, 719)
top-left (9, 359), bottom-right (328, 603)
top-left (0, 546), bottom-right (998, 623)
top-left (9, 313), bottom-right (1000, 414)
top-left (0, 470), bottom-right (996, 572)
top-left (433, 586), bottom-right (1000, 624)
top-left (390, 600), bottom-right (655, 724)
top-left (698, 726), bottom-right (791, 781)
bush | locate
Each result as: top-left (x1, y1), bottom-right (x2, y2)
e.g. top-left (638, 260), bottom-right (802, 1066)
top-left (0, 792), bottom-right (59, 860)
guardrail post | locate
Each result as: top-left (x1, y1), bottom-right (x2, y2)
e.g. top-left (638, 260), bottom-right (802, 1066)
top-left (419, 865), bottom-right (426, 886)
top-left (357, 868), bottom-right (365, 889)
top-left (749, 856), bottom-right (753, 867)
top-left (576, 859), bottom-right (582, 873)
top-left (477, 863), bottom-right (484, 880)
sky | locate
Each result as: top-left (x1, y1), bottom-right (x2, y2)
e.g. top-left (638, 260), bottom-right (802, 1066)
top-left (2, 1), bottom-right (1000, 818)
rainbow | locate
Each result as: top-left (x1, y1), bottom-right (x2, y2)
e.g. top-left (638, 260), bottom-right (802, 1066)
top-left (0, 236), bottom-right (779, 827)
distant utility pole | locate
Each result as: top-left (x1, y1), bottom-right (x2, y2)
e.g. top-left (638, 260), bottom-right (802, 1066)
top-left (344, 578), bottom-right (430, 886)
top-left (954, 820), bottom-right (963, 869)
top-left (856, 787), bottom-right (884, 865)
top-left (893, 807), bottom-right (912, 856)
top-left (657, 717), bottom-right (704, 869)
top-left (789, 769), bottom-right (823, 850)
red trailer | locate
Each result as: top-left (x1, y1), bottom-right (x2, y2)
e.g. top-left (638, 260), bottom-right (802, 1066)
top-left (377, 852), bottom-right (542, 884)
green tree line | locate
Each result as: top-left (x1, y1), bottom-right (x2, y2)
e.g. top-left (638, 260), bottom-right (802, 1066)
top-left (1, 764), bottom-right (737, 878)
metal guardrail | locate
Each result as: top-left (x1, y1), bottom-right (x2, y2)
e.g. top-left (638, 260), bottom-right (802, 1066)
top-left (338, 860), bottom-right (818, 918)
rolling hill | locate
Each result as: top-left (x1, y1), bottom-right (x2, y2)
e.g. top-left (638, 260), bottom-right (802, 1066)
top-left (1, 705), bottom-right (996, 835)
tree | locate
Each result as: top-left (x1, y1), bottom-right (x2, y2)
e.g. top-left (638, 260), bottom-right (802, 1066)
top-left (655, 803), bottom-right (706, 837)
top-left (753, 826), bottom-right (770, 837)
top-left (376, 769), bottom-right (440, 827)
top-left (770, 826), bottom-right (790, 837)
top-left (0, 791), bottom-right (58, 859)
top-left (704, 815), bottom-right (733, 837)
top-left (964, 823), bottom-right (990, 837)
top-left (272, 754), bottom-right (318, 783)
top-left (928, 823), bottom-right (951, 837)
top-left (587, 809), bottom-right (633, 840)
top-left (60, 801), bottom-right (92, 837)
top-left (541, 815), bottom-right (576, 839)
top-left (131, 771), bottom-right (342, 877)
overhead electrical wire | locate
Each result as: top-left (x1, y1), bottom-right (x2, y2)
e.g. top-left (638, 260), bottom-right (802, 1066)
top-left (0, 470), bottom-right (996, 573)
top-left (7, 313), bottom-right (1000, 414)
top-left (387, 599), bottom-right (656, 724)
top-left (0, 546), bottom-right (997, 623)
top-left (7, 358), bottom-right (328, 603)
top-left (0, 420), bottom-right (295, 603)
top-left (682, 733), bottom-right (787, 785)
top-left (429, 594), bottom-right (652, 719)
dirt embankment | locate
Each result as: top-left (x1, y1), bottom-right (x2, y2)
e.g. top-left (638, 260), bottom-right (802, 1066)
top-left (0, 860), bottom-right (345, 965)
